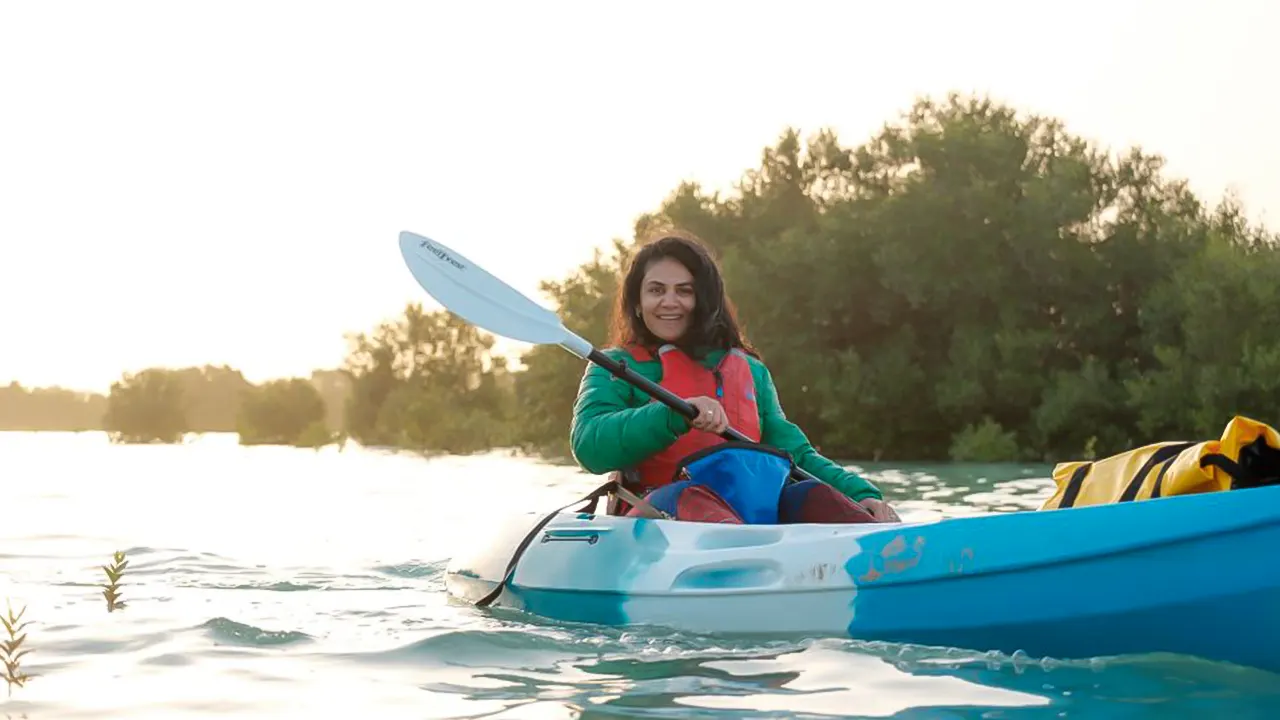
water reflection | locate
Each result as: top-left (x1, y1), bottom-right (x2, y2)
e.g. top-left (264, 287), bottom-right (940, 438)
top-left (852, 462), bottom-right (1058, 519)
top-left (377, 619), bottom-right (1280, 719)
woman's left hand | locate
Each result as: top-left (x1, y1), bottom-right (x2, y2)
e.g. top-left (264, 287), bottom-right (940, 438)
top-left (858, 498), bottom-right (901, 523)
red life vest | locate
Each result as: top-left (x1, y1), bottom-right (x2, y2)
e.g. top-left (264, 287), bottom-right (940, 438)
top-left (627, 344), bottom-right (762, 489)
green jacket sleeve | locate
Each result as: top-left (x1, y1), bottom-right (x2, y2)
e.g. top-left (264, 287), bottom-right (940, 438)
top-left (570, 352), bottom-right (690, 475)
top-left (755, 362), bottom-right (883, 502)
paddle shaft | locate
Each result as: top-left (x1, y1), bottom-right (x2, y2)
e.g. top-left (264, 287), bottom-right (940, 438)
top-left (586, 348), bottom-right (821, 485)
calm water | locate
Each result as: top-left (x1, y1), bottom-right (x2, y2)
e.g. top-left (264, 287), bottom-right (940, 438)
top-left (2, 432), bottom-right (1278, 719)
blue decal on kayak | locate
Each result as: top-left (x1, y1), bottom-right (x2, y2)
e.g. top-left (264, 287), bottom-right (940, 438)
top-left (842, 487), bottom-right (1280, 672)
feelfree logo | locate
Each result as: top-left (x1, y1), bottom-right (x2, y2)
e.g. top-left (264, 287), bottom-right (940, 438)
top-left (419, 238), bottom-right (466, 271)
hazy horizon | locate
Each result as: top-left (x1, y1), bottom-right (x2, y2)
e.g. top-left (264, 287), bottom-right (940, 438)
top-left (3, 0), bottom-right (1277, 395)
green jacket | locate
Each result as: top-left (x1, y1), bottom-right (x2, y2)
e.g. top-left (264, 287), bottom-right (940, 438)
top-left (569, 347), bottom-right (883, 502)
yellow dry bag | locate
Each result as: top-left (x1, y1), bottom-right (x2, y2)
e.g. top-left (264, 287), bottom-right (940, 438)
top-left (1040, 415), bottom-right (1280, 510)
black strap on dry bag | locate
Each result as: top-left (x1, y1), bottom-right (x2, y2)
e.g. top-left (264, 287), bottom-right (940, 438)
top-left (1058, 441), bottom-right (1196, 508)
top-left (1119, 442), bottom-right (1197, 502)
top-left (1199, 435), bottom-right (1280, 491)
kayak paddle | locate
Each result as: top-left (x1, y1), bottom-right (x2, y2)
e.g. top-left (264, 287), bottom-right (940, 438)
top-left (396, 230), bottom-right (827, 487)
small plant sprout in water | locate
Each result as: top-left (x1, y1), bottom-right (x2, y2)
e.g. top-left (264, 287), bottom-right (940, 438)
top-left (1, 601), bottom-right (32, 697)
top-left (101, 550), bottom-right (128, 612)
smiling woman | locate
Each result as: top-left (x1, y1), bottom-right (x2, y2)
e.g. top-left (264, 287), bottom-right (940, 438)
top-left (637, 255), bottom-right (698, 350)
top-left (569, 230), bottom-right (900, 524)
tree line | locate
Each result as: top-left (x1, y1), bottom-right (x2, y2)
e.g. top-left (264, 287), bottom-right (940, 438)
top-left (9, 94), bottom-right (1279, 461)
top-left (2, 366), bottom-right (352, 448)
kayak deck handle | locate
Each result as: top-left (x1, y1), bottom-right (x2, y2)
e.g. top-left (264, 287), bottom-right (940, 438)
top-left (671, 560), bottom-right (783, 591)
top-left (542, 527), bottom-right (612, 544)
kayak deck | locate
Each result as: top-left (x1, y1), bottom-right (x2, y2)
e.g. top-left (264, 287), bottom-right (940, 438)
top-left (446, 484), bottom-right (1280, 674)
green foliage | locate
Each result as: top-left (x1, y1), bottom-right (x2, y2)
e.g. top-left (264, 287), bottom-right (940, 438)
top-left (99, 365), bottom-right (252, 443)
top-left (1, 601), bottom-right (31, 696)
top-left (26, 365), bottom-right (345, 446)
top-left (342, 304), bottom-right (515, 454)
top-left (295, 420), bottom-right (337, 449)
top-left (10, 365), bottom-right (255, 436)
top-left (103, 369), bottom-right (188, 444)
top-left (477, 92), bottom-right (1279, 463)
top-left (308, 369), bottom-right (352, 433)
top-left (2, 550), bottom-right (139, 698)
top-left (508, 240), bottom-right (632, 457)
top-left (0, 382), bottom-right (106, 431)
top-left (101, 550), bottom-right (128, 613)
top-left (170, 365), bottom-right (254, 432)
top-left (12, 364), bottom-right (351, 446)
top-left (236, 378), bottom-right (330, 447)
top-left (949, 417), bottom-right (1020, 462)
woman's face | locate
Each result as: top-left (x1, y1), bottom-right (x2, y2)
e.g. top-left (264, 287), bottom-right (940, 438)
top-left (639, 257), bottom-right (695, 343)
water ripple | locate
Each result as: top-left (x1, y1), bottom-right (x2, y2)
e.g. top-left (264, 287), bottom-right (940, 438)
top-left (198, 617), bottom-right (313, 647)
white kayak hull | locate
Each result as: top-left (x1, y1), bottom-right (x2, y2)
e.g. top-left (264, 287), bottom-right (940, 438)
top-left (446, 485), bottom-right (1280, 673)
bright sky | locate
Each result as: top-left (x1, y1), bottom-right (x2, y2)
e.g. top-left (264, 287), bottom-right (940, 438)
top-left (2, 0), bottom-right (1276, 394)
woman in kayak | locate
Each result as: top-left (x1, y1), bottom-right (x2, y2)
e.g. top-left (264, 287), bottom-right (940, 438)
top-left (570, 229), bottom-right (900, 524)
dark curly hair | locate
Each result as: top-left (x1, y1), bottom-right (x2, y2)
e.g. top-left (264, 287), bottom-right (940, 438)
top-left (608, 230), bottom-right (758, 359)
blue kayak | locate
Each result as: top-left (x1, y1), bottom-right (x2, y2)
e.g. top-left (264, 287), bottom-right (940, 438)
top-left (447, 484), bottom-right (1280, 674)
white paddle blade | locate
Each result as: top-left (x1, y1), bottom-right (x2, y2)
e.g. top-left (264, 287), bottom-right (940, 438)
top-left (398, 231), bottom-right (593, 357)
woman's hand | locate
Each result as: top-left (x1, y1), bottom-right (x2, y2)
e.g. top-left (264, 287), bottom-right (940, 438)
top-left (686, 396), bottom-right (730, 434)
top-left (858, 497), bottom-right (901, 523)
